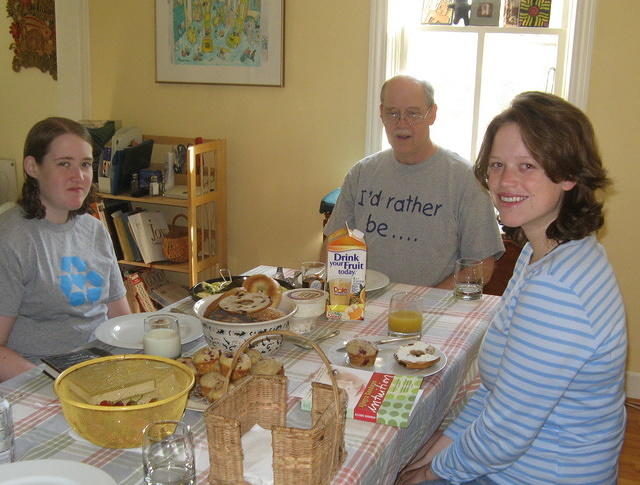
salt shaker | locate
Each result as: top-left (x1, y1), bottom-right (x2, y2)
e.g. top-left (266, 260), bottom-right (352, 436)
top-left (150, 175), bottom-right (160, 196)
top-left (0, 397), bottom-right (14, 464)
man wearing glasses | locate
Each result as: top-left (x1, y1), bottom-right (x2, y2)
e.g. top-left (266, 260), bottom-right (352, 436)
top-left (323, 75), bottom-right (503, 288)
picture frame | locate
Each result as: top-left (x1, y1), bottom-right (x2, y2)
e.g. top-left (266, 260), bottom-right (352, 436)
top-left (155, 0), bottom-right (285, 87)
top-left (421, 0), bottom-right (453, 25)
top-left (518, 0), bottom-right (551, 27)
top-left (470, 0), bottom-right (501, 26)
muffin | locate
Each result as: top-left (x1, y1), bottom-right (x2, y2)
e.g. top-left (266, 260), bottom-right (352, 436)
top-left (394, 341), bottom-right (440, 369)
top-left (205, 381), bottom-right (236, 403)
top-left (244, 348), bottom-right (263, 365)
top-left (192, 346), bottom-right (221, 375)
top-left (345, 339), bottom-right (379, 367)
top-left (250, 358), bottom-right (284, 376)
top-left (219, 351), bottom-right (252, 381)
top-left (199, 371), bottom-right (226, 397)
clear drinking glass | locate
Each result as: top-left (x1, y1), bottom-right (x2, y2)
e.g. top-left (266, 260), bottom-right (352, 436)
top-left (388, 292), bottom-right (423, 337)
top-left (453, 258), bottom-right (484, 301)
top-left (143, 314), bottom-right (182, 359)
top-left (142, 421), bottom-right (195, 485)
top-left (300, 261), bottom-right (326, 290)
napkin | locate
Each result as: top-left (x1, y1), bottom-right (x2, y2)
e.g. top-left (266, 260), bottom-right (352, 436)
top-left (241, 424), bottom-right (273, 485)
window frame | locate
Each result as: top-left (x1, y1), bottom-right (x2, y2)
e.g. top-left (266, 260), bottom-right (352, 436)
top-left (365, 0), bottom-right (597, 157)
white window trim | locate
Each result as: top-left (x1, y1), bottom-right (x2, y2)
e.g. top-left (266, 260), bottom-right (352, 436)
top-left (365, 0), bottom-right (596, 156)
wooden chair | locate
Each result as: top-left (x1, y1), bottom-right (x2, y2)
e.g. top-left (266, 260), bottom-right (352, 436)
top-left (484, 237), bottom-right (523, 296)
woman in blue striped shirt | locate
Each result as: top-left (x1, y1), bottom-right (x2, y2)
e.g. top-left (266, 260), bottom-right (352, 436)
top-left (398, 92), bottom-right (627, 485)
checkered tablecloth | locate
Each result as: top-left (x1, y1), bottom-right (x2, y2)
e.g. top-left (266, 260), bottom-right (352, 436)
top-left (0, 265), bottom-right (500, 484)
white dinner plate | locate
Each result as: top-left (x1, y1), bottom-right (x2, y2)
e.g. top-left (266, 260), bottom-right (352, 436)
top-left (95, 312), bottom-right (202, 349)
top-left (329, 344), bottom-right (447, 378)
top-left (0, 459), bottom-right (116, 485)
top-left (366, 269), bottom-right (390, 292)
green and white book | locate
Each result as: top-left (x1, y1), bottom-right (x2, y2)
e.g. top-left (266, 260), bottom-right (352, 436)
top-left (295, 364), bottom-right (423, 428)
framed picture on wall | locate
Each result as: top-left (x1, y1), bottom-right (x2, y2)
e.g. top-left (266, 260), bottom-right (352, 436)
top-left (155, 0), bottom-right (285, 86)
top-left (421, 0), bottom-right (453, 25)
top-left (470, 0), bottom-right (501, 26)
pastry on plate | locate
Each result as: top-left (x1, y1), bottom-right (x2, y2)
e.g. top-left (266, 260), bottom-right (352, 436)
top-left (244, 348), bottom-right (263, 365)
top-left (394, 341), bottom-right (440, 369)
top-left (219, 351), bottom-right (252, 381)
top-left (192, 346), bottom-right (221, 375)
top-left (199, 371), bottom-right (226, 397)
top-left (250, 357), bottom-right (284, 376)
top-left (345, 339), bottom-right (379, 367)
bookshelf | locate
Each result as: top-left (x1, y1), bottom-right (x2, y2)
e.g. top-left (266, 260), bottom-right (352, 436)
top-left (97, 134), bottom-right (227, 287)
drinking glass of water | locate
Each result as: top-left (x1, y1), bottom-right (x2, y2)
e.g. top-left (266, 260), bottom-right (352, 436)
top-left (454, 258), bottom-right (484, 301)
top-left (142, 420), bottom-right (195, 485)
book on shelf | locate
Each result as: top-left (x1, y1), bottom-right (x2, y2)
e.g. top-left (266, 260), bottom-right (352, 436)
top-left (111, 209), bottom-right (142, 262)
top-left (295, 364), bottom-right (423, 428)
top-left (127, 210), bottom-right (169, 264)
top-left (101, 200), bottom-right (132, 260)
top-left (41, 347), bottom-right (112, 379)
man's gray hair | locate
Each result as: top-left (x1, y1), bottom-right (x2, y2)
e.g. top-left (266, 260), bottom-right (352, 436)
top-left (380, 75), bottom-right (435, 106)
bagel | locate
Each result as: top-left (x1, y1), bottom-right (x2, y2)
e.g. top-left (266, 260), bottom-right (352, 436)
top-left (219, 292), bottom-right (272, 314)
top-left (204, 287), bottom-right (246, 318)
top-left (243, 274), bottom-right (282, 307)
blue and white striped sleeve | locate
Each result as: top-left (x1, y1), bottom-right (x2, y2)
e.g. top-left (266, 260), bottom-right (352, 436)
top-left (431, 278), bottom-right (596, 482)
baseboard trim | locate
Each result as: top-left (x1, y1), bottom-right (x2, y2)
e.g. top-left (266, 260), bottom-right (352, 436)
top-left (626, 371), bottom-right (640, 399)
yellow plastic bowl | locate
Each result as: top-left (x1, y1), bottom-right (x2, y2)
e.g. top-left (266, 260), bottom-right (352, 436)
top-left (54, 354), bottom-right (195, 449)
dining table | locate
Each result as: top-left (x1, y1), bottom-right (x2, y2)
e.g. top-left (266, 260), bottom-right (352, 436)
top-left (1, 265), bottom-right (501, 485)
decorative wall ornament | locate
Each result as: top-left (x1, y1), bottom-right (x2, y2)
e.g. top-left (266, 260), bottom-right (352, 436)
top-left (6, 0), bottom-right (57, 80)
top-left (155, 0), bottom-right (285, 86)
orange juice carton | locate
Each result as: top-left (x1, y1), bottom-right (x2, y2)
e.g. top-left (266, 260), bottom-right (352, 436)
top-left (326, 226), bottom-right (367, 320)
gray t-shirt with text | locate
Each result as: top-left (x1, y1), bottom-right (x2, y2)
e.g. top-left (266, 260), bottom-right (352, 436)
top-left (324, 148), bottom-right (504, 286)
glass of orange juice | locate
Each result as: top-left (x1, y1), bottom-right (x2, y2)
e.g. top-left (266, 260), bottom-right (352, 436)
top-left (388, 292), bottom-right (423, 337)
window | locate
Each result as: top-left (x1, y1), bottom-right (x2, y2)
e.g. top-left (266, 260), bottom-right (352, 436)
top-left (365, 0), bottom-right (596, 161)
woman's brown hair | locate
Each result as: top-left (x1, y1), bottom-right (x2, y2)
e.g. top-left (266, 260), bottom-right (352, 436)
top-left (18, 117), bottom-right (96, 219)
top-left (474, 91), bottom-right (610, 244)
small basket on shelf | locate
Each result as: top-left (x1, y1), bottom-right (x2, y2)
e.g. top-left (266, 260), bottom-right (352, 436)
top-left (204, 330), bottom-right (347, 485)
top-left (162, 214), bottom-right (189, 263)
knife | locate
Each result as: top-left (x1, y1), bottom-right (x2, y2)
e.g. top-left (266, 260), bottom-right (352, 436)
top-left (335, 335), bottom-right (420, 352)
top-left (293, 329), bottom-right (340, 350)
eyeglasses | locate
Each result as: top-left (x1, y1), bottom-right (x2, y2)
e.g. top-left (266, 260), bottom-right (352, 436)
top-left (381, 105), bottom-right (433, 126)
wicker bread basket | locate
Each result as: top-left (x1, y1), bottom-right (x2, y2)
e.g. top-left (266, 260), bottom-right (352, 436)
top-left (162, 214), bottom-right (189, 263)
top-left (204, 330), bottom-right (347, 485)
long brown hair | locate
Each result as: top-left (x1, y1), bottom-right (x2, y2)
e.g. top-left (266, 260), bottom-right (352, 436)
top-left (18, 117), bottom-right (96, 219)
top-left (474, 91), bottom-right (610, 244)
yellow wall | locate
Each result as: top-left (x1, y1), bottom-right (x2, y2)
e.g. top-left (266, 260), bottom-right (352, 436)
top-left (0, 1), bottom-right (637, 378)
top-left (588, 0), bottom-right (640, 374)
top-left (88, 0), bottom-right (370, 273)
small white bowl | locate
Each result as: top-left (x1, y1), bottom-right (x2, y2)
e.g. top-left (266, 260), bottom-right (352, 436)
top-left (193, 294), bottom-right (297, 355)
top-left (282, 289), bottom-right (327, 318)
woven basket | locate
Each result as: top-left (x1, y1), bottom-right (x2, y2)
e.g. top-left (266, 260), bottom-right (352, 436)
top-left (204, 330), bottom-right (347, 485)
top-left (162, 214), bottom-right (189, 263)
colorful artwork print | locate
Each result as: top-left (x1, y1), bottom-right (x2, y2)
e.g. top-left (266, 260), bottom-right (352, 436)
top-left (6, 0), bottom-right (57, 79)
top-left (421, 0), bottom-right (453, 25)
top-left (518, 0), bottom-right (551, 27)
top-left (503, 0), bottom-right (520, 26)
top-left (170, 0), bottom-right (266, 67)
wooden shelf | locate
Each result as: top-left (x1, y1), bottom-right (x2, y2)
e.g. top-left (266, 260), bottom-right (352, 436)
top-left (100, 135), bottom-right (227, 286)
top-left (97, 192), bottom-right (189, 207)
